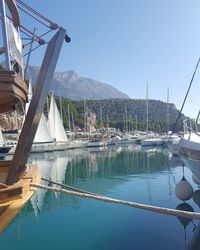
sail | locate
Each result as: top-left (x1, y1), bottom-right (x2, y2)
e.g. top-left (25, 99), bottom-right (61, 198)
top-left (30, 153), bottom-right (53, 215)
top-left (34, 113), bottom-right (53, 143)
top-left (48, 94), bottom-right (68, 142)
top-left (51, 153), bottom-right (68, 184)
top-left (25, 81), bottom-right (53, 143)
top-left (0, 128), bottom-right (4, 144)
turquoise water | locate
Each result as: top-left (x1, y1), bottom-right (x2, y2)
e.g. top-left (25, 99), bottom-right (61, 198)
top-left (1, 145), bottom-right (200, 250)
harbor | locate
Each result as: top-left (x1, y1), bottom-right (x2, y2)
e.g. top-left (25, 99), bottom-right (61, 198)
top-left (0, 145), bottom-right (200, 250)
top-left (1, 0), bottom-right (200, 249)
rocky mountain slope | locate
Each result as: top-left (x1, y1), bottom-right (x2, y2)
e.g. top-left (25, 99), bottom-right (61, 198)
top-left (26, 66), bottom-right (129, 100)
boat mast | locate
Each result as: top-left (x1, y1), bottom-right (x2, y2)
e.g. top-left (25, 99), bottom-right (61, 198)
top-left (125, 104), bottom-right (128, 133)
top-left (135, 114), bottom-right (138, 132)
top-left (84, 100), bottom-right (87, 132)
top-left (59, 93), bottom-right (63, 122)
top-left (99, 105), bottom-right (103, 129)
top-left (0, 0), bottom-right (11, 70)
top-left (166, 86), bottom-right (169, 133)
top-left (146, 83), bottom-right (149, 133)
top-left (67, 104), bottom-right (71, 131)
top-left (71, 111), bottom-right (74, 131)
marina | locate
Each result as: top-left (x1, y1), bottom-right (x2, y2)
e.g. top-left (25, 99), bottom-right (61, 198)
top-left (0, 0), bottom-right (200, 249)
top-left (1, 145), bottom-right (200, 250)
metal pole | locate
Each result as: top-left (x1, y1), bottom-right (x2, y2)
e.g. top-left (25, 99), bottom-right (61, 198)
top-left (59, 93), bottom-right (63, 122)
top-left (67, 104), bottom-right (71, 131)
top-left (24, 27), bottom-right (36, 79)
top-left (0, 0), bottom-right (11, 70)
top-left (146, 83), bottom-right (149, 133)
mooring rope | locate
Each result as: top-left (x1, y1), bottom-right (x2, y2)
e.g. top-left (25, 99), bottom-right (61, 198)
top-left (41, 177), bottom-right (97, 195)
top-left (30, 182), bottom-right (200, 220)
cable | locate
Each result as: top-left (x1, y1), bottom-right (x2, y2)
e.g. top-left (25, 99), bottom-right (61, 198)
top-left (16, 0), bottom-right (52, 23)
top-left (17, 5), bottom-right (50, 28)
top-left (23, 44), bottom-right (43, 57)
top-left (174, 57), bottom-right (200, 126)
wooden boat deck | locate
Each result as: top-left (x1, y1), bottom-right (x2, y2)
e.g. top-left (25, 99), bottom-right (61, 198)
top-left (0, 163), bottom-right (40, 233)
top-left (0, 69), bottom-right (27, 113)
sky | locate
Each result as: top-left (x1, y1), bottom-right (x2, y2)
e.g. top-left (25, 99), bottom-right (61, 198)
top-left (19, 0), bottom-right (200, 118)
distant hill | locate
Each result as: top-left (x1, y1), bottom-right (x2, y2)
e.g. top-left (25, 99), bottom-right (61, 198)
top-left (56, 98), bottom-right (186, 133)
top-left (26, 65), bottom-right (130, 100)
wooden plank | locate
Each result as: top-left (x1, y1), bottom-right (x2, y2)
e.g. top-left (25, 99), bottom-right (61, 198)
top-left (0, 165), bottom-right (41, 233)
top-left (6, 28), bottom-right (66, 184)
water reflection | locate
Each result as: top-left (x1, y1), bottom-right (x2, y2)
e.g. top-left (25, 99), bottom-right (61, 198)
top-left (29, 151), bottom-right (68, 215)
top-left (28, 145), bottom-right (173, 215)
top-left (2, 145), bottom-right (200, 250)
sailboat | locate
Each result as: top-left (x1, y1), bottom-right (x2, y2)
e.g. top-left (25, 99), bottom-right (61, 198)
top-left (141, 84), bottom-right (163, 146)
top-left (8, 82), bottom-right (58, 154)
top-left (47, 93), bottom-right (68, 150)
top-left (0, 0), bottom-right (68, 233)
top-left (178, 118), bottom-right (200, 183)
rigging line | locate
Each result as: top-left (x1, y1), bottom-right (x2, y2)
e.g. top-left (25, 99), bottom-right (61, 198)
top-left (20, 29), bottom-right (32, 38)
top-left (20, 25), bottom-right (47, 46)
top-left (23, 44), bottom-right (42, 57)
top-left (5, 15), bottom-right (40, 41)
top-left (17, 5), bottom-right (50, 28)
top-left (16, 0), bottom-right (54, 24)
top-left (24, 30), bottom-right (53, 47)
top-left (175, 56), bottom-right (200, 126)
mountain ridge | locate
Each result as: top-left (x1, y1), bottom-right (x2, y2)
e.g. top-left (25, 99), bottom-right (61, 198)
top-left (26, 65), bottom-right (130, 100)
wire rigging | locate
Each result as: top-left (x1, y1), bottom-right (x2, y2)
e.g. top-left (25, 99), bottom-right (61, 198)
top-left (174, 56), bottom-right (200, 127)
top-left (16, 0), bottom-right (54, 25)
top-left (17, 5), bottom-right (50, 28)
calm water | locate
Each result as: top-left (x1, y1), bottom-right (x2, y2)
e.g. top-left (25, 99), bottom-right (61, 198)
top-left (1, 145), bottom-right (200, 250)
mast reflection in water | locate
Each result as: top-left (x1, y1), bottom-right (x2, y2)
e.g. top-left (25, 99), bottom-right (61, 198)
top-left (1, 145), bottom-right (200, 250)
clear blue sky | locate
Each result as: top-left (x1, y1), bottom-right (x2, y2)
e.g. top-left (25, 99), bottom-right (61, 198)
top-left (23, 0), bottom-right (200, 117)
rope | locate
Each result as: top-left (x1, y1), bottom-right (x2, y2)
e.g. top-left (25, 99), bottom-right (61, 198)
top-left (41, 177), bottom-right (97, 195)
top-left (31, 183), bottom-right (200, 220)
top-left (23, 44), bottom-right (42, 57)
top-left (173, 57), bottom-right (200, 130)
top-left (16, 0), bottom-right (53, 24)
top-left (17, 5), bottom-right (50, 28)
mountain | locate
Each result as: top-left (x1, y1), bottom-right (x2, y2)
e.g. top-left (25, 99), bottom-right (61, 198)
top-left (58, 98), bottom-right (186, 133)
top-left (26, 66), bottom-right (130, 100)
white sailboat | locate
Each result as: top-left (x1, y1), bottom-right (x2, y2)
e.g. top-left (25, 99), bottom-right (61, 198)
top-left (141, 84), bottom-right (163, 146)
top-left (25, 80), bottom-right (55, 152)
top-left (48, 93), bottom-right (68, 150)
top-left (8, 82), bottom-right (66, 154)
top-left (178, 118), bottom-right (200, 183)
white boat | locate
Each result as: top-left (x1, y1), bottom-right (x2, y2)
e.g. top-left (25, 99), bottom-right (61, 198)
top-left (116, 134), bottom-right (137, 145)
top-left (68, 139), bottom-right (88, 149)
top-left (86, 139), bottom-right (106, 148)
top-left (0, 128), bottom-right (12, 156)
top-left (140, 84), bottom-right (164, 147)
top-left (141, 138), bottom-right (164, 146)
top-left (167, 134), bottom-right (180, 156)
top-left (106, 135), bottom-right (122, 145)
top-left (178, 119), bottom-right (200, 183)
top-left (47, 93), bottom-right (68, 150)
